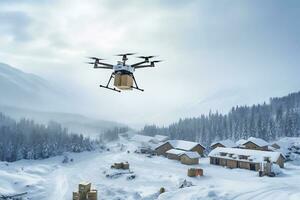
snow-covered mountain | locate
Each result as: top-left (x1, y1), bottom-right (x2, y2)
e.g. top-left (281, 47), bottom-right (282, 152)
top-left (0, 62), bottom-right (62, 110)
top-left (0, 63), bottom-right (124, 137)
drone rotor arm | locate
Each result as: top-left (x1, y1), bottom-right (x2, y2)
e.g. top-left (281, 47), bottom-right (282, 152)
top-left (94, 66), bottom-right (113, 69)
top-left (97, 62), bottom-right (113, 68)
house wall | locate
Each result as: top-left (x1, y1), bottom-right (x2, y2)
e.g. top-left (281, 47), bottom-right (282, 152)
top-left (238, 161), bottom-right (250, 170)
top-left (166, 153), bottom-right (180, 160)
top-left (226, 160), bottom-right (238, 168)
top-left (210, 157), bottom-right (261, 171)
top-left (220, 158), bottom-right (227, 166)
top-left (191, 145), bottom-right (205, 156)
top-left (155, 142), bottom-right (173, 156)
top-left (244, 142), bottom-right (268, 151)
top-left (180, 155), bottom-right (199, 165)
top-left (210, 157), bottom-right (226, 166)
top-left (276, 155), bottom-right (285, 168)
top-left (211, 143), bottom-right (225, 150)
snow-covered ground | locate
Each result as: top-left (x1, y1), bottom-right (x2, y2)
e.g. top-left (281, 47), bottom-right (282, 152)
top-left (1, 138), bottom-right (300, 200)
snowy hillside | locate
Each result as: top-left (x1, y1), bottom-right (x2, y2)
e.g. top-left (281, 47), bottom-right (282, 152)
top-left (0, 105), bottom-right (124, 138)
top-left (0, 137), bottom-right (300, 200)
top-left (140, 91), bottom-right (300, 146)
top-left (275, 137), bottom-right (300, 165)
top-left (0, 62), bottom-right (124, 137)
top-left (0, 63), bottom-right (63, 110)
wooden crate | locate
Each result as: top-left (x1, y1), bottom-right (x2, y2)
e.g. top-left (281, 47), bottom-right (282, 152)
top-left (112, 162), bottom-right (129, 169)
top-left (187, 168), bottom-right (196, 177)
top-left (187, 168), bottom-right (203, 177)
top-left (113, 162), bottom-right (123, 169)
top-left (123, 163), bottom-right (129, 169)
top-left (87, 190), bottom-right (97, 200)
top-left (73, 192), bottom-right (79, 200)
top-left (79, 182), bottom-right (91, 200)
top-left (195, 168), bottom-right (203, 176)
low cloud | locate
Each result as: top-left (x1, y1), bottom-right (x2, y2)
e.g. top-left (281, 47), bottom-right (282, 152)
top-left (0, 11), bottom-right (32, 41)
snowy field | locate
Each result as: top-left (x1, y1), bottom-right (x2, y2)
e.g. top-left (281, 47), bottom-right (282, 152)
top-left (1, 138), bottom-right (300, 200)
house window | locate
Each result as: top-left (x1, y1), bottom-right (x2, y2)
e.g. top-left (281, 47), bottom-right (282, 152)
top-left (239, 155), bottom-right (248, 160)
top-left (220, 152), bottom-right (227, 156)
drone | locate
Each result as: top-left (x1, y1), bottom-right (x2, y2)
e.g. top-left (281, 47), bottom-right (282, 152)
top-left (87, 53), bottom-right (161, 92)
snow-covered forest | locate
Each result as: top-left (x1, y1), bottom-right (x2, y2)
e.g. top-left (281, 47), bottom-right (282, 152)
top-left (140, 91), bottom-right (300, 146)
top-left (0, 113), bottom-right (96, 162)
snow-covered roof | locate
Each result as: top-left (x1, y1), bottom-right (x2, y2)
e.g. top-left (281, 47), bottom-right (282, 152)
top-left (154, 134), bottom-right (169, 142)
top-left (180, 151), bottom-right (200, 159)
top-left (271, 143), bottom-right (280, 149)
top-left (80, 181), bottom-right (91, 185)
top-left (168, 140), bottom-right (205, 150)
top-left (268, 146), bottom-right (276, 151)
top-left (131, 134), bottom-right (157, 143)
top-left (166, 149), bottom-right (186, 155)
top-left (243, 137), bottom-right (269, 147)
top-left (152, 142), bottom-right (164, 150)
top-left (236, 139), bottom-right (247, 146)
top-left (211, 139), bottom-right (236, 148)
top-left (208, 147), bottom-right (284, 163)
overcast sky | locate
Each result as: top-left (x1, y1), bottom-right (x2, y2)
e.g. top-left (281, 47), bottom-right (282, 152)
top-left (1, 0), bottom-right (300, 128)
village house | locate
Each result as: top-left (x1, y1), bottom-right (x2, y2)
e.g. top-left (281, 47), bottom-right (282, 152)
top-left (235, 139), bottom-right (247, 148)
top-left (166, 149), bottom-right (186, 160)
top-left (180, 151), bottom-right (200, 165)
top-left (165, 149), bottom-right (201, 165)
top-left (209, 147), bottom-right (285, 171)
top-left (210, 139), bottom-right (236, 150)
top-left (241, 137), bottom-right (269, 151)
top-left (155, 140), bottom-right (206, 156)
top-left (154, 141), bottom-right (173, 156)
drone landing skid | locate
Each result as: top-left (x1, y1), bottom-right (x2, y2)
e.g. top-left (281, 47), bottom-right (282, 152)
top-left (99, 85), bottom-right (121, 92)
top-left (131, 86), bottom-right (144, 92)
top-left (131, 75), bottom-right (144, 92)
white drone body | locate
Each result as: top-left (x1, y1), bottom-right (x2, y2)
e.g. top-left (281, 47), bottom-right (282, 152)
top-left (113, 62), bottom-right (135, 74)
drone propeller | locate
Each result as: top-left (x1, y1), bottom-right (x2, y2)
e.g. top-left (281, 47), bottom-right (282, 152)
top-left (86, 62), bottom-right (95, 64)
top-left (116, 53), bottom-right (136, 63)
top-left (116, 53), bottom-right (136, 56)
top-left (151, 60), bottom-right (163, 63)
top-left (88, 57), bottom-right (105, 60)
top-left (137, 56), bottom-right (156, 59)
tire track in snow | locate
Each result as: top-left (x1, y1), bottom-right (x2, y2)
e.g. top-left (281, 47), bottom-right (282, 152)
top-left (231, 185), bottom-right (299, 200)
top-left (46, 167), bottom-right (69, 200)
